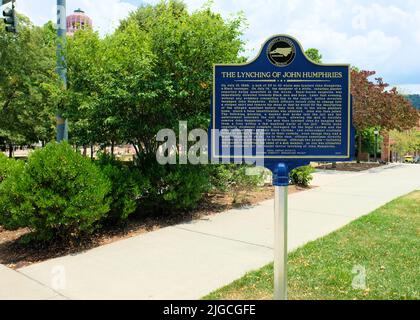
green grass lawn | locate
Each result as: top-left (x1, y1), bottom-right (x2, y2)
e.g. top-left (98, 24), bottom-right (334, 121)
top-left (205, 191), bottom-right (420, 300)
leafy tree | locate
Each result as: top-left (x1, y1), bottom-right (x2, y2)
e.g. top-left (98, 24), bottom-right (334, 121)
top-left (65, 0), bottom-right (245, 158)
top-left (62, 1), bottom-right (247, 212)
top-left (390, 129), bottom-right (420, 158)
top-left (305, 48), bottom-right (322, 63)
top-left (351, 70), bottom-right (419, 160)
top-left (119, 0), bottom-right (245, 156)
top-left (65, 22), bottom-right (154, 154)
top-left (0, 17), bottom-right (61, 155)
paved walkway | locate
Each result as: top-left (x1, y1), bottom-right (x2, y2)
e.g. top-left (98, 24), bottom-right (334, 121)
top-left (1, 164), bottom-right (419, 300)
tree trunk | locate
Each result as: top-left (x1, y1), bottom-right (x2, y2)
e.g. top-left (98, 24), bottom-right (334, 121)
top-left (132, 143), bottom-right (140, 158)
top-left (111, 141), bottom-right (115, 156)
top-left (8, 144), bottom-right (13, 158)
top-left (90, 144), bottom-right (94, 160)
top-left (357, 134), bottom-right (362, 163)
top-left (83, 145), bottom-right (87, 157)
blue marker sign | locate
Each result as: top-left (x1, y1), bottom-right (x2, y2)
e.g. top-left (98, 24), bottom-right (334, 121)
top-left (210, 35), bottom-right (355, 300)
top-left (210, 35), bottom-right (354, 184)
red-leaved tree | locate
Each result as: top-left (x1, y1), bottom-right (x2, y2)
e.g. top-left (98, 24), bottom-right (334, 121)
top-left (351, 69), bottom-right (419, 160)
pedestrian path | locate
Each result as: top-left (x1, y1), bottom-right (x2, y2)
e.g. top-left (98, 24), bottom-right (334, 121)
top-left (1, 164), bottom-right (419, 300)
top-left (0, 264), bottom-right (66, 300)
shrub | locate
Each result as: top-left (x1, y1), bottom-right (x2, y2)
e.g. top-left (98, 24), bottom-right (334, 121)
top-left (0, 154), bottom-right (25, 229)
top-left (290, 165), bottom-right (315, 187)
top-left (209, 165), bottom-right (265, 203)
top-left (161, 164), bottom-right (211, 210)
top-left (137, 155), bottom-right (211, 213)
top-left (0, 153), bottom-right (8, 183)
top-left (96, 153), bottom-right (149, 223)
top-left (0, 153), bottom-right (23, 183)
top-left (0, 143), bottom-right (111, 241)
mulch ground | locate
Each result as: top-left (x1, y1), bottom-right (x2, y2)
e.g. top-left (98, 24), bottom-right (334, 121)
top-left (0, 185), bottom-right (311, 269)
top-left (315, 162), bottom-right (385, 172)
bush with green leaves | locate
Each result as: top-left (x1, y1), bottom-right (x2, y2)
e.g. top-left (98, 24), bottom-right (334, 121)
top-left (0, 153), bottom-right (8, 183)
top-left (209, 165), bottom-right (265, 203)
top-left (161, 165), bottom-right (211, 210)
top-left (137, 154), bottom-right (211, 213)
top-left (290, 166), bottom-right (315, 187)
top-left (0, 153), bottom-right (22, 183)
top-left (96, 153), bottom-right (150, 223)
top-left (0, 154), bottom-right (25, 229)
top-left (0, 143), bottom-right (111, 241)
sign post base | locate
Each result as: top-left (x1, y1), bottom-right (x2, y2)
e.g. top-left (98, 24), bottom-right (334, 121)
top-left (272, 163), bottom-right (290, 300)
top-left (274, 184), bottom-right (288, 300)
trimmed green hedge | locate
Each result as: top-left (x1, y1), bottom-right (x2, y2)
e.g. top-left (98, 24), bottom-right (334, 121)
top-left (0, 143), bottom-right (110, 241)
top-left (96, 153), bottom-right (150, 223)
top-left (0, 144), bottom-right (268, 242)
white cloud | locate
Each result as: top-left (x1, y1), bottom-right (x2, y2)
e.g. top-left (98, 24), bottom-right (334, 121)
top-left (14, 0), bottom-right (420, 93)
top-left (175, 0), bottom-right (420, 92)
top-left (17, 0), bottom-right (137, 36)
top-left (394, 84), bottom-right (420, 95)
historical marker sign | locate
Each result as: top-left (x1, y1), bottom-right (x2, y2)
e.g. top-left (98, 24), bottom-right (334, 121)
top-left (210, 35), bottom-right (354, 167)
top-left (210, 35), bottom-right (355, 300)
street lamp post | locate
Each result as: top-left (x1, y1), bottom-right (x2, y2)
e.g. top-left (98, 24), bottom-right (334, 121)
top-left (374, 130), bottom-right (379, 163)
top-left (56, 0), bottom-right (68, 142)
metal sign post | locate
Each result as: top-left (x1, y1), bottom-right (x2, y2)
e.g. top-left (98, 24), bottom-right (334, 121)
top-left (274, 184), bottom-right (288, 300)
top-left (271, 162), bottom-right (293, 300)
top-left (210, 35), bottom-right (354, 301)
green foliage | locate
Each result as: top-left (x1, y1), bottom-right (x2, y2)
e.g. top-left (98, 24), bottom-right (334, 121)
top-left (305, 48), bottom-right (323, 63)
top-left (210, 164), bottom-right (265, 203)
top-left (290, 166), bottom-right (315, 187)
top-left (64, 0), bottom-right (247, 215)
top-left (96, 154), bottom-right (150, 223)
top-left (390, 129), bottom-right (420, 157)
top-left (65, 0), bottom-right (245, 156)
top-left (0, 143), bottom-right (110, 241)
top-left (358, 127), bottom-right (383, 155)
top-left (0, 154), bottom-right (25, 229)
top-left (137, 155), bottom-right (211, 212)
top-left (0, 152), bottom-right (24, 183)
top-left (161, 165), bottom-right (211, 210)
top-left (210, 164), bottom-right (263, 193)
top-left (0, 17), bottom-right (61, 146)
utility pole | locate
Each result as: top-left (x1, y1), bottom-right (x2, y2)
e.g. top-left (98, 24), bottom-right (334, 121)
top-left (56, 0), bottom-right (68, 142)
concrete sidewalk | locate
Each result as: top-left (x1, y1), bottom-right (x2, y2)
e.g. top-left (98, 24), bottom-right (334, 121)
top-left (2, 164), bottom-right (419, 300)
top-left (0, 264), bottom-right (66, 300)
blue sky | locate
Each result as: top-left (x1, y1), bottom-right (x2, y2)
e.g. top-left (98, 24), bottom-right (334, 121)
top-left (14, 0), bottom-right (420, 93)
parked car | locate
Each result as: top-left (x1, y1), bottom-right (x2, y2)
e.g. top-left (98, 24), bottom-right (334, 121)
top-left (404, 155), bottom-right (415, 163)
top-left (414, 156), bottom-right (420, 164)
